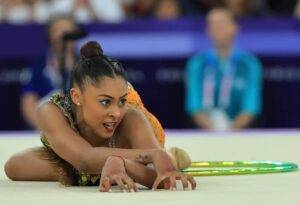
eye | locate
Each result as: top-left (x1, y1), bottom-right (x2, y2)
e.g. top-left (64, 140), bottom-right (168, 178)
top-left (118, 98), bottom-right (127, 107)
top-left (99, 99), bottom-right (111, 107)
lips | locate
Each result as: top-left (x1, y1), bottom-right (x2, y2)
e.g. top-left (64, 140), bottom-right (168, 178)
top-left (103, 122), bottom-right (117, 133)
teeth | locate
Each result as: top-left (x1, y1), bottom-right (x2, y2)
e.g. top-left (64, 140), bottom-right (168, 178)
top-left (103, 122), bottom-right (116, 129)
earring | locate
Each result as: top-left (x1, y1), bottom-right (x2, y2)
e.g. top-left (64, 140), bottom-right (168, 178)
top-left (77, 102), bottom-right (81, 106)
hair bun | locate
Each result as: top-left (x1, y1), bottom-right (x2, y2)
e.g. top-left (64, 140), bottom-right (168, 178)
top-left (80, 41), bottom-right (103, 59)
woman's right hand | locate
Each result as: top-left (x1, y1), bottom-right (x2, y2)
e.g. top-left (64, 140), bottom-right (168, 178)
top-left (99, 156), bottom-right (137, 192)
top-left (146, 149), bottom-right (197, 191)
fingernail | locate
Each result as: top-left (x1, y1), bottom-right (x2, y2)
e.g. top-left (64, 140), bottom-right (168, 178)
top-left (151, 188), bottom-right (154, 191)
top-left (130, 189), bottom-right (134, 192)
top-left (123, 189), bottom-right (126, 193)
top-left (109, 189), bottom-right (112, 192)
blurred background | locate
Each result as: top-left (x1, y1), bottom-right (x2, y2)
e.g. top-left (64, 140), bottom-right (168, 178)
top-left (1, 0), bottom-right (300, 130)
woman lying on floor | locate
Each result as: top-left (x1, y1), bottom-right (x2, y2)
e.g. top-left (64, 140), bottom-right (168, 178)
top-left (5, 41), bottom-right (196, 192)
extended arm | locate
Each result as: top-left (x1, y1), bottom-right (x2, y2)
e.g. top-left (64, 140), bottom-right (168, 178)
top-left (36, 103), bottom-right (159, 175)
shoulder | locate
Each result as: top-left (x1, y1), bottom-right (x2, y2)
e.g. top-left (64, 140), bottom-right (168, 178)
top-left (122, 108), bottom-right (148, 125)
top-left (117, 108), bottom-right (151, 136)
top-left (36, 101), bottom-right (65, 121)
top-left (36, 101), bottom-right (71, 133)
top-left (187, 52), bottom-right (205, 65)
top-left (186, 52), bottom-right (206, 74)
top-left (36, 92), bottom-right (70, 125)
top-left (117, 108), bottom-right (161, 149)
top-left (237, 50), bottom-right (261, 65)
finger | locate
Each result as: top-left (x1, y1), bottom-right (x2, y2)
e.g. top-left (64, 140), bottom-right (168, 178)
top-left (180, 175), bottom-right (189, 190)
top-left (133, 183), bottom-right (139, 192)
top-left (169, 175), bottom-right (177, 190)
top-left (99, 177), bottom-right (111, 192)
top-left (123, 177), bottom-right (136, 192)
top-left (152, 178), bottom-right (161, 191)
top-left (122, 177), bottom-right (131, 192)
top-left (152, 176), bottom-right (167, 190)
top-left (115, 177), bottom-right (126, 192)
top-left (187, 175), bottom-right (197, 190)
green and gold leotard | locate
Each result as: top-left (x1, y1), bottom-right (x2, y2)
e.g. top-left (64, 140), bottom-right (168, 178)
top-left (37, 84), bottom-right (165, 186)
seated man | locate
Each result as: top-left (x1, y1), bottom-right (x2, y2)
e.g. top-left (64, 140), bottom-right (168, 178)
top-left (185, 7), bottom-right (262, 130)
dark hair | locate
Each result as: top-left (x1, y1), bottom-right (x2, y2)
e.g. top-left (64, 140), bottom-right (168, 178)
top-left (70, 41), bottom-right (127, 90)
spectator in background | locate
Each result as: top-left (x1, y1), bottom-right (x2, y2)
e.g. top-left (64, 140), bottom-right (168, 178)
top-left (0, 0), bottom-right (31, 24)
top-left (21, 16), bottom-right (78, 128)
top-left (0, 0), bottom-right (51, 24)
top-left (28, 0), bottom-right (51, 23)
top-left (50, 0), bottom-right (125, 23)
top-left (293, 0), bottom-right (300, 18)
top-left (225, 0), bottom-right (252, 17)
top-left (185, 8), bottom-right (262, 131)
top-left (128, 0), bottom-right (155, 18)
top-left (225, 0), bottom-right (268, 17)
top-left (153, 0), bottom-right (181, 19)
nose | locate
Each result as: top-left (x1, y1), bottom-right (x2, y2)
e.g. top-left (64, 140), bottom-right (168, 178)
top-left (108, 106), bottom-right (121, 119)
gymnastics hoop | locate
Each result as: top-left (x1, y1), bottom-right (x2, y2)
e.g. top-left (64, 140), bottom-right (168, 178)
top-left (181, 161), bottom-right (298, 176)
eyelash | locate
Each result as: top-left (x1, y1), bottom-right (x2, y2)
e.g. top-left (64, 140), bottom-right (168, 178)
top-left (99, 99), bottom-right (127, 107)
top-left (100, 100), bottom-right (110, 107)
top-left (119, 99), bottom-right (127, 106)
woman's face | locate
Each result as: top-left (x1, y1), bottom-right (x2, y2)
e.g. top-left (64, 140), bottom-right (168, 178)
top-left (75, 76), bottom-right (128, 139)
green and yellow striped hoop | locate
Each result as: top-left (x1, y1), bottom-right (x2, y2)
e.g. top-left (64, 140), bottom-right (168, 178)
top-left (181, 161), bottom-right (298, 176)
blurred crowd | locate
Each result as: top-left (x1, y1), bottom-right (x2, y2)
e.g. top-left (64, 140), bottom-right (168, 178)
top-left (1, 0), bottom-right (300, 24)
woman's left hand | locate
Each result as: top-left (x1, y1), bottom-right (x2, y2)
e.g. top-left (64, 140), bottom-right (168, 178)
top-left (99, 156), bottom-right (138, 192)
top-left (149, 149), bottom-right (197, 191)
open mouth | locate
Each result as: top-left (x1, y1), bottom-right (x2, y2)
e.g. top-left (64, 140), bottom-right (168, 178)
top-left (103, 122), bottom-right (117, 133)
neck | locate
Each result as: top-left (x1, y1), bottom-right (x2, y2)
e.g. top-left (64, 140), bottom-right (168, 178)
top-left (215, 41), bottom-right (233, 59)
top-left (217, 46), bottom-right (231, 59)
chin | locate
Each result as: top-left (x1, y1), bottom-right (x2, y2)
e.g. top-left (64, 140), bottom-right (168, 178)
top-left (103, 133), bottom-right (114, 139)
top-left (98, 129), bottom-right (114, 139)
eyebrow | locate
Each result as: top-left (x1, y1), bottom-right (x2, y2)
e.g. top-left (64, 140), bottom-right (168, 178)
top-left (97, 93), bottom-right (128, 99)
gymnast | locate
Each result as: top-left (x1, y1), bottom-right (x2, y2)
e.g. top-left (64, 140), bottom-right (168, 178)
top-left (4, 41), bottom-right (196, 192)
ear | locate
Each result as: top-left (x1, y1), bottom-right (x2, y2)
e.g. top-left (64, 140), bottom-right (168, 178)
top-left (70, 87), bottom-right (82, 106)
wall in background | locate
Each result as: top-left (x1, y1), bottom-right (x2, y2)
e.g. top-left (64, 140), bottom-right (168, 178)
top-left (1, 18), bottom-right (300, 129)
